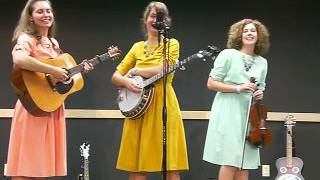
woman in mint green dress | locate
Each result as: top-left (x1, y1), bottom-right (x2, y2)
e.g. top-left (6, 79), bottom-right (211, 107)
top-left (203, 19), bottom-right (270, 180)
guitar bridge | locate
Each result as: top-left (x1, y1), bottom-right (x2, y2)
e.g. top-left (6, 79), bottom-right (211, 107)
top-left (45, 74), bottom-right (57, 91)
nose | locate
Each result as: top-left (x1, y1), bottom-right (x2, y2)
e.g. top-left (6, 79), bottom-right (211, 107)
top-left (43, 11), bottom-right (51, 17)
top-left (246, 32), bottom-right (253, 36)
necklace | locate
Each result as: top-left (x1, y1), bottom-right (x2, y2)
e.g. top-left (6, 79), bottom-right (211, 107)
top-left (143, 41), bottom-right (158, 58)
top-left (40, 37), bottom-right (53, 48)
top-left (242, 55), bottom-right (255, 72)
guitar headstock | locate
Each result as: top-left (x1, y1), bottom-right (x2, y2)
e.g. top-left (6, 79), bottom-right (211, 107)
top-left (196, 45), bottom-right (221, 60)
top-left (80, 142), bottom-right (90, 160)
top-left (107, 45), bottom-right (122, 61)
top-left (284, 114), bottom-right (296, 128)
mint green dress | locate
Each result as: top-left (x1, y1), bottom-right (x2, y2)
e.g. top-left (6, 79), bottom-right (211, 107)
top-left (203, 49), bottom-right (268, 169)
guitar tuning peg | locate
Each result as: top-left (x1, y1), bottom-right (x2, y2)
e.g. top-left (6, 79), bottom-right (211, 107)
top-left (179, 65), bottom-right (186, 71)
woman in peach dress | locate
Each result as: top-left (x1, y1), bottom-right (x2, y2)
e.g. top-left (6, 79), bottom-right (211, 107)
top-left (6, 0), bottom-right (92, 179)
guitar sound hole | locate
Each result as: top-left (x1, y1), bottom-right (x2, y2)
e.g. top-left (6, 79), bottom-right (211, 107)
top-left (55, 80), bottom-right (74, 94)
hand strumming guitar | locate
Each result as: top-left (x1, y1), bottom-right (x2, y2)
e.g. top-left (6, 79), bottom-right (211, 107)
top-left (49, 66), bottom-right (69, 82)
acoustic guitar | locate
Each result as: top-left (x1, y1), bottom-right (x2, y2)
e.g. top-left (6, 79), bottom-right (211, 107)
top-left (78, 142), bottom-right (90, 180)
top-left (12, 46), bottom-right (121, 116)
top-left (275, 114), bottom-right (304, 180)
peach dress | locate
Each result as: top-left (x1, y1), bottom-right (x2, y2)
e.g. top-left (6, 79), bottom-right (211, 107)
top-left (6, 34), bottom-right (67, 177)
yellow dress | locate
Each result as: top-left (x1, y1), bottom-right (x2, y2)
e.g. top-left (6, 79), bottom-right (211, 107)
top-left (116, 39), bottom-right (189, 172)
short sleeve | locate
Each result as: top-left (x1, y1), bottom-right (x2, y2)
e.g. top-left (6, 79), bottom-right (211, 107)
top-left (116, 42), bottom-right (139, 75)
top-left (209, 49), bottom-right (231, 81)
top-left (258, 58), bottom-right (268, 91)
top-left (12, 34), bottom-right (35, 56)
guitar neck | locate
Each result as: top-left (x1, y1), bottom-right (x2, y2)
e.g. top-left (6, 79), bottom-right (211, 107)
top-left (68, 53), bottom-right (110, 76)
top-left (286, 127), bottom-right (293, 167)
top-left (84, 159), bottom-right (89, 180)
top-left (143, 53), bottom-right (200, 87)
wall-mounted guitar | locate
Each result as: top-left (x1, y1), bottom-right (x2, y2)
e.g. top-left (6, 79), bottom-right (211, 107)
top-left (12, 46), bottom-right (121, 116)
top-left (275, 114), bottom-right (304, 180)
top-left (117, 45), bottom-right (220, 119)
top-left (78, 142), bottom-right (90, 180)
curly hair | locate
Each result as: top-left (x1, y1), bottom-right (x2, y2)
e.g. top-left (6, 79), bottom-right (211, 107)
top-left (140, 1), bottom-right (171, 38)
top-left (227, 19), bottom-right (270, 55)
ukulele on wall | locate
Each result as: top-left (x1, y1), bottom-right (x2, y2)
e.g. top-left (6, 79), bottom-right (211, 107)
top-left (275, 114), bottom-right (304, 180)
top-left (78, 142), bottom-right (90, 180)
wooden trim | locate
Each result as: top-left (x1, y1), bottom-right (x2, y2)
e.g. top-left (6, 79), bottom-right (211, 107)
top-left (0, 109), bottom-right (319, 122)
top-left (0, 109), bottom-right (14, 118)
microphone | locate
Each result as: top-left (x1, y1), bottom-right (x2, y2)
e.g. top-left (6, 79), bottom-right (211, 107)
top-left (152, 11), bottom-right (166, 30)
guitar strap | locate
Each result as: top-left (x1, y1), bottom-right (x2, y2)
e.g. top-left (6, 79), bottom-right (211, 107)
top-left (49, 38), bottom-right (64, 54)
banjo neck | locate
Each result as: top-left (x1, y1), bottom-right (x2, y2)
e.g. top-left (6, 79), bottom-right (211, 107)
top-left (142, 53), bottom-right (202, 88)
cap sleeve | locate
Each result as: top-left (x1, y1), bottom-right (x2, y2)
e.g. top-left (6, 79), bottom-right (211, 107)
top-left (116, 42), bottom-right (140, 75)
top-left (209, 49), bottom-right (231, 81)
top-left (12, 34), bottom-right (35, 56)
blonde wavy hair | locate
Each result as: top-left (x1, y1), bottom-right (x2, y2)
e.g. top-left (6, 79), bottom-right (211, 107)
top-left (140, 1), bottom-right (171, 38)
top-left (227, 19), bottom-right (270, 55)
top-left (12, 0), bottom-right (56, 42)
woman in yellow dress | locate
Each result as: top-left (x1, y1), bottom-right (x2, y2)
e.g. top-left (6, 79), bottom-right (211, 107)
top-left (111, 1), bottom-right (189, 180)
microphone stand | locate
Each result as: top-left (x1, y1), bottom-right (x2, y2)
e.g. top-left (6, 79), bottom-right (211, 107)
top-left (158, 25), bottom-right (170, 180)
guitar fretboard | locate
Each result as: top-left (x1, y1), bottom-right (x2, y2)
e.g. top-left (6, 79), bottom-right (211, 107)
top-left (286, 127), bottom-right (293, 167)
top-left (84, 159), bottom-right (89, 180)
top-left (68, 53), bottom-right (110, 76)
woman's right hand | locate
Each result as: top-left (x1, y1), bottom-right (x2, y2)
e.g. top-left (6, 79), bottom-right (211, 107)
top-left (50, 66), bottom-right (69, 81)
top-left (124, 77), bottom-right (141, 93)
top-left (238, 82), bottom-right (256, 93)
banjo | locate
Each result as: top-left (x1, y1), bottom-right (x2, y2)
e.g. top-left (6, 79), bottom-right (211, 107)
top-left (117, 45), bottom-right (220, 119)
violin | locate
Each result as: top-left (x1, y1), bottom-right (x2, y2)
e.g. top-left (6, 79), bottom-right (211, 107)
top-left (247, 77), bottom-right (272, 148)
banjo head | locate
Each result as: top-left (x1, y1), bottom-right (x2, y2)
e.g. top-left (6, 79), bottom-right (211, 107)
top-left (117, 76), bottom-right (145, 112)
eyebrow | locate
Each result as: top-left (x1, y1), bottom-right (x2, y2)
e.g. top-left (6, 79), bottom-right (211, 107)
top-left (34, 6), bottom-right (51, 10)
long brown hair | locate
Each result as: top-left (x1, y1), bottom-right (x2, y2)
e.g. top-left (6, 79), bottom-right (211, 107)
top-left (227, 19), bottom-right (270, 55)
top-left (140, 1), bottom-right (171, 38)
top-left (12, 0), bottom-right (56, 42)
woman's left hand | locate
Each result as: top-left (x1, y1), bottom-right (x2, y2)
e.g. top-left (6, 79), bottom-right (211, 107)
top-left (82, 60), bottom-right (94, 73)
top-left (253, 89), bottom-right (264, 100)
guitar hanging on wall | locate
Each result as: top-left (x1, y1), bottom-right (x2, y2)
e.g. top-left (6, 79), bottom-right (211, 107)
top-left (78, 142), bottom-right (90, 180)
top-left (275, 114), bottom-right (304, 180)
